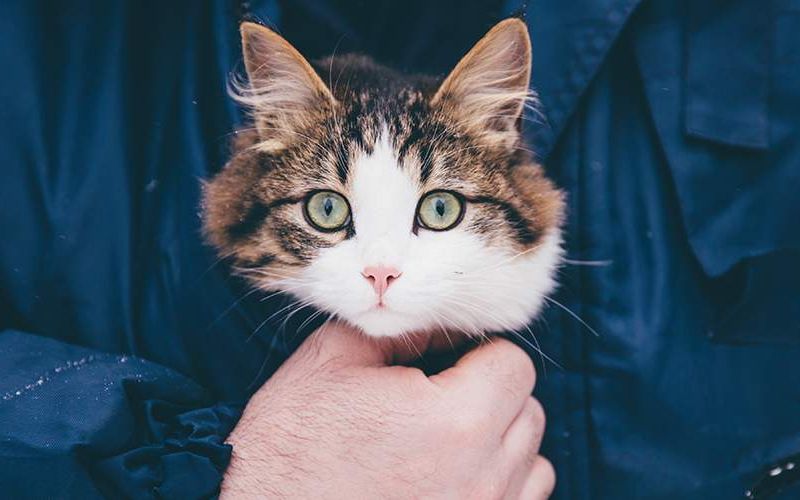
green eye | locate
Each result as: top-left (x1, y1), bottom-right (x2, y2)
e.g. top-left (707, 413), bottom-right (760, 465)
top-left (417, 191), bottom-right (464, 231)
top-left (304, 191), bottom-right (351, 231)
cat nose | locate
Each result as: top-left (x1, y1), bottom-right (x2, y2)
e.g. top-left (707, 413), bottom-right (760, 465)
top-left (362, 265), bottom-right (401, 299)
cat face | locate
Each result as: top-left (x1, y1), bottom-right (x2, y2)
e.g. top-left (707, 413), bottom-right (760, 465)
top-left (202, 19), bottom-right (565, 339)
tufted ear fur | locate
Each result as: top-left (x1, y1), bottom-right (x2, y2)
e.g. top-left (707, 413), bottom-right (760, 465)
top-left (236, 22), bottom-right (336, 150)
top-left (432, 19), bottom-right (533, 149)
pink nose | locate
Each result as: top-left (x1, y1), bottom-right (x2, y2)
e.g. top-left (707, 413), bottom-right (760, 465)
top-left (362, 265), bottom-right (401, 299)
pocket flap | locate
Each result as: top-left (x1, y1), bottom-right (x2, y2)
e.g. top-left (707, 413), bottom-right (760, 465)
top-left (685, 0), bottom-right (771, 149)
top-left (635, 5), bottom-right (800, 278)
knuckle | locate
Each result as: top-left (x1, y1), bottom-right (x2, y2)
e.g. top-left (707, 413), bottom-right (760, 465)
top-left (515, 351), bottom-right (537, 392)
top-left (535, 456), bottom-right (557, 493)
top-left (498, 341), bottom-right (536, 393)
top-left (529, 397), bottom-right (546, 429)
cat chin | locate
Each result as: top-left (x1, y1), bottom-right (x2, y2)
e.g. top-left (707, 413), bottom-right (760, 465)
top-left (347, 308), bottom-right (429, 338)
top-left (345, 300), bottom-right (545, 339)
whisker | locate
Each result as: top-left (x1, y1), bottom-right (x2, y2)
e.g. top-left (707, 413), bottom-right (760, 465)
top-left (562, 258), bottom-right (612, 267)
top-left (296, 308), bottom-right (328, 335)
top-left (522, 323), bottom-right (549, 374)
top-left (456, 242), bottom-right (544, 278)
top-left (543, 296), bottom-right (601, 337)
top-left (506, 329), bottom-right (563, 370)
top-left (397, 333), bottom-right (421, 361)
top-left (431, 314), bottom-right (457, 352)
top-left (206, 287), bottom-right (262, 330)
top-left (278, 300), bottom-right (318, 335)
top-left (194, 249), bottom-right (238, 284)
top-left (246, 312), bottom-right (278, 344)
top-left (439, 293), bottom-right (562, 370)
top-left (247, 297), bottom-right (307, 341)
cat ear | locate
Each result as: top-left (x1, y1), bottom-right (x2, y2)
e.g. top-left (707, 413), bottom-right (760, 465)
top-left (238, 22), bottom-right (336, 146)
top-left (432, 19), bottom-right (532, 147)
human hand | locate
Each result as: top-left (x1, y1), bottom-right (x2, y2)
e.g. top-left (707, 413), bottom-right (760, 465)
top-left (221, 322), bottom-right (554, 499)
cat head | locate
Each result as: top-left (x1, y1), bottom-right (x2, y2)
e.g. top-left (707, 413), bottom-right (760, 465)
top-left (202, 19), bottom-right (565, 338)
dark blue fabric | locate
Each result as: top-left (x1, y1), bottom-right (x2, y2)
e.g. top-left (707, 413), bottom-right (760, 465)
top-left (1, 0), bottom-right (798, 499)
top-left (505, 0), bottom-right (800, 498)
top-left (0, 331), bottom-right (239, 499)
top-left (0, 1), bottom-right (284, 498)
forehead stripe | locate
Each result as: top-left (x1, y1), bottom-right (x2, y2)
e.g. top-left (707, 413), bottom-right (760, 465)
top-left (397, 126), bottom-right (422, 160)
top-left (335, 144), bottom-right (349, 184)
top-left (418, 142), bottom-right (434, 183)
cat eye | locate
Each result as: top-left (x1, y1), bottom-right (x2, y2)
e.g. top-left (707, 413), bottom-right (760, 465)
top-left (416, 191), bottom-right (465, 231)
top-left (304, 190), bottom-right (351, 232)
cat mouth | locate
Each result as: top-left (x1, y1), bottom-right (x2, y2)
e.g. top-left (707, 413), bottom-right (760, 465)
top-left (362, 302), bottom-right (398, 316)
top-left (351, 305), bottom-right (416, 338)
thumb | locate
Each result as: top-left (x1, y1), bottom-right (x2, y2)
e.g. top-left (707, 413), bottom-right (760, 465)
top-left (301, 320), bottom-right (393, 367)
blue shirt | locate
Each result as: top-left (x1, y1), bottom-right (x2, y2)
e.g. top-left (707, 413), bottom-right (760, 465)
top-left (1, 0), bottom-right (798, 498)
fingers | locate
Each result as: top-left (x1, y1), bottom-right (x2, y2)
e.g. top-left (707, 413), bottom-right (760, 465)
top-left (302, 320), bottom-right (477, 368)
top-left (431, 338), bottom-right (536, 425)
top-left (301, 321), bottom-right (392, 367)
top-left (501, 397), bottom-right (548, 499)
top-left (503, 397), bottom-right (545, 460)
top-left (517, 456), bottom-right (556, 500)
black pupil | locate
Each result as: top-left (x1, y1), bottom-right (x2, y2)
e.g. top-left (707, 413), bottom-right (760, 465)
top-left (435, 198), bottom-right (446, 217)
top-left (323, 197), bottom-right (334, 217)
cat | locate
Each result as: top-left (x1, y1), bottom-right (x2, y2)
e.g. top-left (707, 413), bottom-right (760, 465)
top-left (202, 18), bottom-right (565, 340)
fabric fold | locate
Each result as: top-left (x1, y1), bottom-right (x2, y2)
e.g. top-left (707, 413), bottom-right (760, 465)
top-left (0, 331), bottom-right (241, 499)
